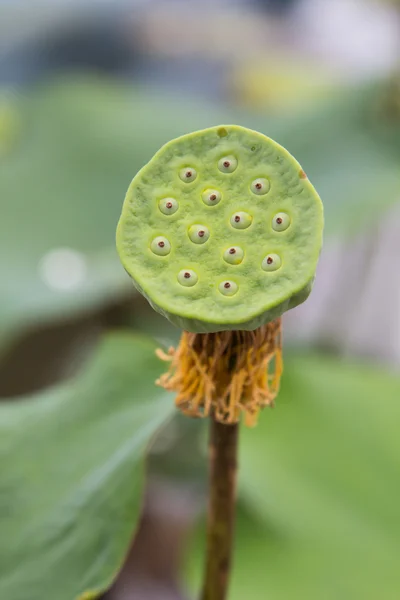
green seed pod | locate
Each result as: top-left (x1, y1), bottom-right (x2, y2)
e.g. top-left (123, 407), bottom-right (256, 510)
top-left (117, 124), bottom-right (323, 333)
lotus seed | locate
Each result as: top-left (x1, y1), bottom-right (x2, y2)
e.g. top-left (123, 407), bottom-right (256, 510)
top-left (219, 280), bottom-right (238, 296)
top-left (188, 224), bottom-right (210, 245)
top-left (159, 197), bottom-right (179, 215)
top-left (272, 212), bottom-right (291, 232)
top-left (262, 253), bottom-right (281, 272)
top-left (251, 178), bottom-right (271, 196)
top-left (178, 269), bottom-right (198, 287)
top-left (151, 236), bottom-right (171, 256)
top-left (230, 211), bottom-right (253, 230)
top-left (223, 246), bottom-right (244, 265)
top-left (202, 189), bottom-right (222, 206)
top-left (218, 155), bottom-right (238, 173)
top-left (179, 167), bottom-right (197, 183)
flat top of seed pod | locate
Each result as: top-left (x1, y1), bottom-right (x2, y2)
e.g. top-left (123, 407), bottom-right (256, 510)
top-left (117, 125), bottom-right (323, 330)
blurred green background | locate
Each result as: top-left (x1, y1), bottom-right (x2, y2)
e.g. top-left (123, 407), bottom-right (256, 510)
top-left (1, 1), bottom-right (400, 599)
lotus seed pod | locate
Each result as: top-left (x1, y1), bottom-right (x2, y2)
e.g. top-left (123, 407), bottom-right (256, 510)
top-left (116, 125), bottom-right (323, 333)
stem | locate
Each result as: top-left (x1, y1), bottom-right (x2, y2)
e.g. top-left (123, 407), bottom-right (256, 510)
top-left (201, 417), bottom-right (239, 600)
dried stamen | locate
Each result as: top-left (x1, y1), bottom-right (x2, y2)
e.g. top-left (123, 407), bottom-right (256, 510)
top-left (156, 320), bottom-right (283, 426)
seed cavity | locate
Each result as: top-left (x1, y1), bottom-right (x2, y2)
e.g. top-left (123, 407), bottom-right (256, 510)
top-left (262, 253), bottom-right (282, 272)
top-left (230, 211), bottom-right (252, 230)
top-left (179, 167), bottom-right (197, 183)
top-left (202, 189), bottom-right (222, 206)
top-left (218, 155), bottom-right (238, 173)
top-left (251, 178), bottom-right (271, 196)
top-left (150, 236), bottom-right (171, 256)
top-left (218, 280), bottom-right (238, 296)
top-left (223, 246), bottom-right (244, 265)
top-left (159, 197), bottom-right (179, 215)
top-left (178, 269), bottom-right (198, 287)
top-left (188, 224), bottom-right (210, 245)
top-left (272, 212), bottom-right (291, 232)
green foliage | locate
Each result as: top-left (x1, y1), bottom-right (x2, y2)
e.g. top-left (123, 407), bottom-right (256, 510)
top-left (0, 77), bottom-right (229, 348)
top-left (1, 76), bottom-right (400, 346)
top-left (0, 59), bottom-right (399, 600)
top-left (0, 332), bottom-right (174, 600)
top-left (187, 353), bottom-right (400, 599)
top-left (247, 80), bottom-right (400, 237)
top-left (1, 74), bottom-right (400, 599)
top-left (0, 97), bottom-right (20, 157)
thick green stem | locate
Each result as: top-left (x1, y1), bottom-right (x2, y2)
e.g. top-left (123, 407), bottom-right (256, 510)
top-left (201, 418), bottom-right (239, 600)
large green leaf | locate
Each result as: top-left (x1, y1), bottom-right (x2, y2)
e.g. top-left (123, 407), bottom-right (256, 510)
top-left (0, 76), bottom-right (231, 346)
top-left (187, 354), bottom-right (400, 599)
top-left (0, 332), bottom-right (174, 600)
top-left (2, 76), bottom-right (399, 348)
top-left (238, 354), bottom-right (400, 598)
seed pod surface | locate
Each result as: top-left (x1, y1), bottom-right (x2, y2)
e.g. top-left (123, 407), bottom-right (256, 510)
top-left (117, 125), bottom-right (323, 332)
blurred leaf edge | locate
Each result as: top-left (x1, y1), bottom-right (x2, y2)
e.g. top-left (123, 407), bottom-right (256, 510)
top-left (0, 330), bottom-right (176, 600)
